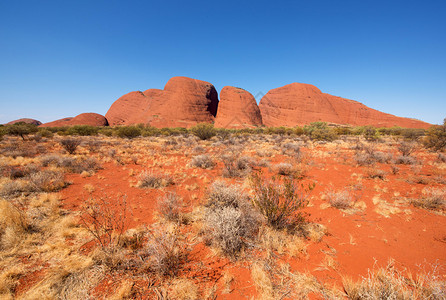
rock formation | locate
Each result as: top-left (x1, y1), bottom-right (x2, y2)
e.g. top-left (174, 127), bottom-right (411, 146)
top-left (6, 118), bottom-right (42, 126)
top-left (40, 113), bottom-right (108, 127)
top-left (105, 76), bottom-right (219, 128)
top-left (215, 86), bottom-right (262, 129)
top-left (259, 83), bottom-right (430, 129)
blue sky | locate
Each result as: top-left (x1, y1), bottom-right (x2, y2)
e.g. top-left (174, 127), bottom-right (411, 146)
top-left (1, 0), bottom-right (445, 124)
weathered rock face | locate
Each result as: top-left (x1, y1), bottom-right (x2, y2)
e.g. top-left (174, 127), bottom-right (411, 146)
top-left (105, 76), bottom-right (219, 128)
top-left (215, 86), bottom-right (262, 129)
top-left (40, 113), bottom-right (108, 127)
top-left (6, 118), bottom-right (42, 126)
top-left (259, 83), bottom-right (431, 129)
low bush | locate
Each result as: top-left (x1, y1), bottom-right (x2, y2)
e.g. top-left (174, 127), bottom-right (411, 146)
top-left (325, 189), bottom-right (353, 209)
top-left (157, 192), bottom-right (183, 222)
top-left (250, 171), bottom-right (311, 231)
top-left (411, 188), bottom-right (445, 210)
top-left (398, 141), bottom-right (416, 157)
top-left (189, 154), bottom-right (215, 169)
top-left (137, 171), bottom-right (173, 188)
top-left (204, 181), bottom-right (261, 257)
top-left (394, 155), bottom-right (417, 165)
top-left (116, 126), bottom-right (141, 139)
top-left (67, 125), bottom-right (98, 136)
top-left (190, 123), bottom-right (216, 140)
top-left (423, 119), bottom-right (446, 152)
top-left (60, 138), bottom-right (81, 154)
top-left (222, 154), bottom-right (254, 178)
top-left (303, 122), bottom-right (338, 141)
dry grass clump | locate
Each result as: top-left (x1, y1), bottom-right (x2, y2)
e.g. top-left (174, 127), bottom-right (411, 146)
top-left (221, 154), bottom-right (254, 178)
top-left (203, 181), bottom-right (261, 258)
top-left (398, 141), bottom-right (417, 157)
top-left (144, 226), bottom-right (190, 277)
top-left (189, 154), bottom-right (215, 169)
top-left (157, 192), bottom-right (184, 222)
top-left (325, 189), bottom-right (353, 209)
top-left (275, 162), bottom-right (294, 176)
top-left (367, 168), bottom-right (386, 180)
top-left (394, 155), bottom-right (417, 165)
top-left (0, 200), bottom-right (29, 249)
top-left (250, 172), bottom-right (310, 232)
top-left (40, 154), bottom-right (101, 173)
top-left (410, 188), bottom-right (446, 210)
top-left (0, 170), bottom-right (66, 198)
top-left (137, 171), bottom-right (173, 189)
top-left (343, 260), bottom-right (446, 299)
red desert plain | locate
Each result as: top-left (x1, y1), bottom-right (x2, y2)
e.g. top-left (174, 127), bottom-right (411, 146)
top-left (0, 76), bottom-right (445, 299)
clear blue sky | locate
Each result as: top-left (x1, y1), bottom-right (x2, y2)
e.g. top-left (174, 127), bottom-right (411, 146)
top-left (1, 0), bottom-right (445, 124)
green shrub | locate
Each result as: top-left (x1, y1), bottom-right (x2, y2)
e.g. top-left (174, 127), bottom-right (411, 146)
top-left (98, 127), bottom-right (114, 137)
top-left (190, 123), bottom-right (216, 140)
top-left (250, 171), bottom-right (312, 231)
top-left (423, 119), bottom-right (446, 152)
top-left (303, 122), bottom-right (338, 141)
top-left (363, 126), bottom-right (380, 141)
top-left (116, 126), bottom-right (141, 139)
top-left (60, 138), bottom-right (81, 154)
top-left (37, 128), bottom-right (54, 138)
top-left (67, 125), bottom-right (98, 136)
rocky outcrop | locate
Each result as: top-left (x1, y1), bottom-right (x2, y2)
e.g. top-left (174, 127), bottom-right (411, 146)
top-left (40, 113), bottom-right (108, 127)
top-left (105, 76), bottom-right (219, 128)
top-left (259, 83), bottom-right (430, 129)
top-left (6, 118), bottom-right (42, 126)
top-left (215, 87), bottom-right (262, 129)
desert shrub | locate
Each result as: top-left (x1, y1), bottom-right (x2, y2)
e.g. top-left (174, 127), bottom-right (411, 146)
top-left (145, 227), bottom-right (189, 277)
top-left (99, 127), bottom-right (114, 137)
top-left (411, 188), bottom-right (445, 210)
top-left (189, 154), bottom-right (215, 169)
top-left (5, 123), bottom-right (38, 140)
top-left (80, 195), bottom-right (128, 254)
top-left (281, 142), bottom-right (301, 158)
top-left (204, 181), bottom-right (261, 257)
top-left (275, 163), bottom-right (294, 176)
top-left (303, 122), bottom-right (338, 141)
top-left (363, 126), bottom-right (379, 141)
top-left (250, 171), bottom-right (311, 231)
top-left (0, 200), bottom-right (29, 249)
top-left (116, 126), bottom-right (141, 139)
top-left (401, 128), bottom-right (425, 141)
top-left (423, 119), bottom-right (446, 152)
top-left (221, 154), bottom-right (254, 178)
top-left (28, 170), bottom-right (66, 192)
top-left (157, 192), bottom-right (183, 222)
top-left (37, 128), bottom-right (54, 138)
top-left (325, 189), bottom-right (353, 209)
top-left (137, 171), bottom-right (173, 188)
top-left (190, 123), bottom-right (216, 140)
top-left (398, 141), bottom-right (417, 156)
top-left (394, 155), bottom-right (417, 165)
top-left (437, 153), bottom-right (446, 163)
top-left (67, 125), bottom-right (98, 136)
top-left (367, 168), bottom-right (386, 180)
top-left (60, 138), bottom-right (81, 154)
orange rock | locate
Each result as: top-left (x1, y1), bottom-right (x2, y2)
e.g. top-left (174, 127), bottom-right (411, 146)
top-left (105, 76), bottom-right (219, 128)
top-left (40, 113), bottom-right (108, 127)
top-left (6, 118), bottom-right (42, 126)
top-left (259, 83), bottom-right (430, 128)
top-left (215, 86), bottom-right (262, 129)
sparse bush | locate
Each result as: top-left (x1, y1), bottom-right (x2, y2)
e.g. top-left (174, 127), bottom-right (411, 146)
top-left (116, 126), bottom-right (141, 139)
top-left (38, 128), bottom-right (54, 138)
top-left (250, 171), bottom-right (311, 231)
top-left (401, 128), bottom-right (425, 141)
top-left (190, 123), bottom-right (216, 140)
top-left (398, 141), bottom-right (416, 157)
top-left (204, 181), bottom-right (261, 257)
top-left (423, 119), bottom-right (446, 152)
top-left (367, 168), bottom-right (386, 180)
top-left (145, 227), bottom-right (189, 277)
top-left (28, 170), bottom-right (66, 192)
top-left (60, 138), bottom-right (81, 154)
top-left (411, 188), bottom-right (445, 210)
top-left (363, 126), bottom-right (379, 141)
top-left (394, 155), bottom-right (417, 165)
top-left (222, 154), bottom-right (253, 178)
top-left (137, 171), bottom-right (173, 188)
top-left (189, 154), bottom-right (215, 169)
top-left (157, 192), bottom-right (183, 222)
top-left (275, 163), bottom-right (294, 176)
